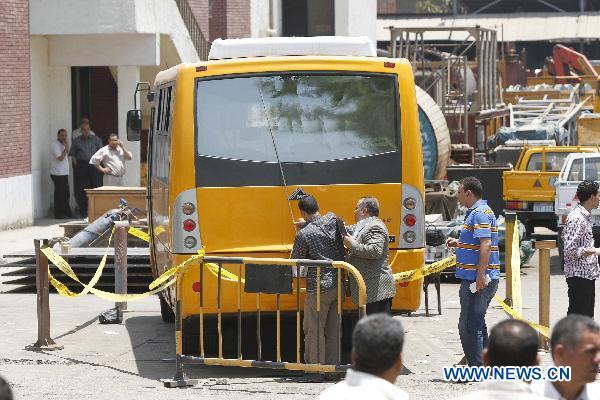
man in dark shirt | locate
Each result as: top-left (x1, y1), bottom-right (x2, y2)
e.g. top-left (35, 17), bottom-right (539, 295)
top-left (69, 122), bottom-right (103, 218)
top-left (291, 195), bottom-right (345, 369)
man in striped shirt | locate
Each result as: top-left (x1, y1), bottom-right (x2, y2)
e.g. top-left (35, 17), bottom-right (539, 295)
top-left (446, 176), bottom-right (500, 366)
top-left (562, 180), bottom-right (600, 318)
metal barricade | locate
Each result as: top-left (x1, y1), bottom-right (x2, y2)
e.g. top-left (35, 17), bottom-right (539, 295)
top-left (164, 256), bottom-right (367, 388)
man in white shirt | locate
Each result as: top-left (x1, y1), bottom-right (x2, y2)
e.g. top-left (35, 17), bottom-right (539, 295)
top-left (534, 315), bottom-right (600, 400)
top-left (454, 319), bottom-right (550, 399)
top-left (89, 133), bottom-right (133, 186)
top-left (50, 129), bottom-right (73, 219)
top-left (317, 314), bottom-right (409, 400)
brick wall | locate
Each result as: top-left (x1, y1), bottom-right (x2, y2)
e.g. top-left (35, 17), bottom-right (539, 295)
top-left (209, 0), bottom-right (228, 41)
top-left (378, 0), bottom-right (398, 14)
top-left (226, 0), bottom-right (250, 39)
top-left (209, 0), bottom-right (250, 41)
top-left (0, 1), bottom-right (31, 179)
top-left (187, 0), bottom-right (210, 40)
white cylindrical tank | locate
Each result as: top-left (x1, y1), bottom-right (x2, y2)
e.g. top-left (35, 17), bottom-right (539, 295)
top-left (416, 86), bottom-right (451, 180)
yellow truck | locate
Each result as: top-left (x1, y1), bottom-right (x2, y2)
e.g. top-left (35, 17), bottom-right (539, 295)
top-left (503, 146), bottom-right (598, 237)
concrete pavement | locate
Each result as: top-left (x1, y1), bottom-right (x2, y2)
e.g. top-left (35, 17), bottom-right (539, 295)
top-left (1, 224), bottom-right (598, 399)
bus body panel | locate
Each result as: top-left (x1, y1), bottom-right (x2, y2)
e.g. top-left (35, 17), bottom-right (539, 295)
top-left (150, 56), bottom-right (424, 314)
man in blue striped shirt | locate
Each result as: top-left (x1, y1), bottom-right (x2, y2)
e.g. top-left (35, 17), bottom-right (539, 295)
top-left (446, 176), bottom-right (500, 366)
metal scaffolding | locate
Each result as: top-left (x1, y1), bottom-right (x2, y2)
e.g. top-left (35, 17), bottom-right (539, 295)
top-left (389, 26), bottom-right (498, 144)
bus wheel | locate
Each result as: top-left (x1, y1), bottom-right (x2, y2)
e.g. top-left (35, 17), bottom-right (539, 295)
top-left (159, 294), bottom-right (175, 323)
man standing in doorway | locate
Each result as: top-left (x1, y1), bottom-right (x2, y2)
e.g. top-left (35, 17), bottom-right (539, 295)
top-left (562, 180), bottom-right (600, 318)
top-left (71, 117), bottom-right (96, 141)
top-left (69, 121), bottom-right (103, 218)
top-left (89, 133), bottom-right (133, 187)
top-left (50, 129), bottom-right (72, 219)
top-left (446, 176), bottom-right (500, 366)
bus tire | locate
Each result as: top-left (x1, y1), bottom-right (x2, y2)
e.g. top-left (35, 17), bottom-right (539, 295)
top-left (159, 294), bottom-right (175, 323)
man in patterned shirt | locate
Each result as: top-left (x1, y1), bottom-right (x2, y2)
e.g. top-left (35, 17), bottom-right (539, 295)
top-left (446, 176), bottom-right (499, 366)
top-left (291, 195), bottom-right (346, 368)
top-left (562, 180), bottom-right (600, 318)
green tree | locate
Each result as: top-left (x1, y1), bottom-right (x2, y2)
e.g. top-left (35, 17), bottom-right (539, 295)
top-left (416, 0), bottom-right (455, 13)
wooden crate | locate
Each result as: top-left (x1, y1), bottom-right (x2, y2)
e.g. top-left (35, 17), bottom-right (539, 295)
top-left (85, 186), bottom-right (147, 221)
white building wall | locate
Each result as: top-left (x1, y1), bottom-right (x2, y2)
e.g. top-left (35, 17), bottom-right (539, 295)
top-left (30, 37), bottom-right (52, 219)
top-left (26, 0), bottom-right (201, 218)
top-left (118, 66), bottom-right (141, 187)
top-left (0, 175), bottom-right (33, 229)
top-left (251, 0), bottom-right (281, 37)
top-left (334, 0), bottom-right (377, 45)
top-left (30, 37), bottom-right (73, 219)
top-left (49, 66), bottom-right (74, 211)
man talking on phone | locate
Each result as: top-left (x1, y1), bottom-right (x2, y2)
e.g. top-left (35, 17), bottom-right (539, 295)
top-left (89, 133), bottom-right (133, 186)
top-left (446, 176), bottom-right (499, 367)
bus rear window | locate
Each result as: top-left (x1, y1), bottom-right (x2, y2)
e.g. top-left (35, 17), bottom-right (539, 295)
top-left (195, 73), bottom-right (399, 163)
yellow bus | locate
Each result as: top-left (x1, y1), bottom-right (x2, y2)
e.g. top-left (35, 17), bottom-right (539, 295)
top-left (127, 37), bottom-right (424, 353)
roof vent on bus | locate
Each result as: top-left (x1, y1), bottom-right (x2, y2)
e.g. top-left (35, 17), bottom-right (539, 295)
top-left (208, 36), bottom-right (377, 60)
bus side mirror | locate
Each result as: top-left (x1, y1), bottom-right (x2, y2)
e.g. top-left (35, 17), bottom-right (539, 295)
top-left (126, 109), bottom-right (142, 141)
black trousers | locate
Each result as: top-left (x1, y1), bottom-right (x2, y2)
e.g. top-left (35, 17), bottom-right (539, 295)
top-left (366, 297), bottom-right (393, 315)
top-left (50, 174), bottom-right (72, 218)
top-left (567, 276), bottom-right (596, 318)
top-left (74, 161), bottom-right (103, 218)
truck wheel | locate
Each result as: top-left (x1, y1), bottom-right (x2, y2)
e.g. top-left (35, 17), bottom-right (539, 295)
top-left (159, 294), bottom-right (175, 323)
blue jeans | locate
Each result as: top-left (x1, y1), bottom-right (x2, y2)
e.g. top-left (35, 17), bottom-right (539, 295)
top-left (458, 278), bottom-right (499, 366)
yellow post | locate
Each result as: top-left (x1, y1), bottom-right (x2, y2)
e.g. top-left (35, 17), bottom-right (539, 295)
top-left (536, 240), bottom-right (555, 350)
top-left (504, 212), bottom-right (516, 307)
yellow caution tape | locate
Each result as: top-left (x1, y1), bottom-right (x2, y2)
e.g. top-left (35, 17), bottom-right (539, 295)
top-left (509, 218), bottom-right (523, 315)
top-left (42, 237), bottom-right (178, 301)
top-left (393, 255), bottom-right (457, 283)
top-left (48, 270), bottom-right (176, 301)
top-left (41, 229), bottom-right (115, 297)
top-left (494, 295), bottom-right (550, 339)
top-left (205, 263), bottom-right (245, 283)
top-left (128, 226), bottom-right (150, 242)
top-left (148, 248), bottom-right (205, 290)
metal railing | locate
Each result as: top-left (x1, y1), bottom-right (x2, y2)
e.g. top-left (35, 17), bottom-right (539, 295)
top-left (174, 0), bottom-right (210, 60)
top-left (165, 256), bottom-right (367, 388)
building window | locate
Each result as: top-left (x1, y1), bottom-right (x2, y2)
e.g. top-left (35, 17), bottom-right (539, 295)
top-left (282, 0), bottom-right (334, 37)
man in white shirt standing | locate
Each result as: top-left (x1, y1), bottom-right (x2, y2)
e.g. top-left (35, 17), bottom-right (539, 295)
top-left (50, 129), bottom-right (73, 219)
top-left (535, 315), bottom-right (600, 400)
top-left (317, 314), bottom-right (408, 400)
top-left (89, 133), bottom-right (133, 186)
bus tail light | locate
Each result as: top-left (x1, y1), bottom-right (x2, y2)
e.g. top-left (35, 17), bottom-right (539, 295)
top-left (400, 184), bottom-right (424, 249)
top-left (184, 236), bottom-right (197, 249)
top-left (182, 202), bottom-right (195, 215)
top-left (192, 282), bottom-right (201, 292)
top-left (173, 189), bottom-right (202, 254)
top-left (183, 219), bottom-right (196, 232)
top-left (403, 197), bottom-right (416, 210)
